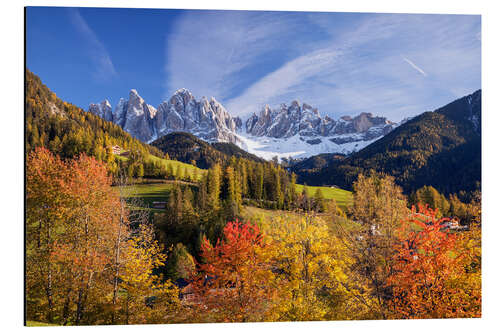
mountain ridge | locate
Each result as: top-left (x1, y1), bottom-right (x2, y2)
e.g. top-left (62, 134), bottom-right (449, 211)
top-left (291, 90), bottom-right (481, 194)
top-left (90, 90), bottom-right (401, 159)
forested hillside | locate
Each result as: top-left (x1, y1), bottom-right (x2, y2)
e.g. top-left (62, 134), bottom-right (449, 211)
top-left (25, 69), bottom-right (164, 163)
top-left (151, 132), bottom-right (263, 169)
top-left (293, 90), bottom-right (481, 195)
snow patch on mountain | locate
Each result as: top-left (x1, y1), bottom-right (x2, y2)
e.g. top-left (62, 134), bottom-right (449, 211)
top-left (235, 132), bottom-right (380, 161)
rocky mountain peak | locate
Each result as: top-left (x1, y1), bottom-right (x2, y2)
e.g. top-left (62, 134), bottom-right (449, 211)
top-left (103, 99), bottom-right (111, 108)
top-left (245, 100), bottom-right (398, 146)
top-left (89, 99), bottom-right (113, 122)
top-left (234, 116), bottom-right (243, 131)
top-left (170, 88), bottom-right (195, 106)
top-left (129, 89), bottom-right (140, 98)
top-left (128, 89), bottom-right (144, 103)
top-left (90, 88), bottom-right (241, 144)
top-left (173, 88), bottom-right (192, 96)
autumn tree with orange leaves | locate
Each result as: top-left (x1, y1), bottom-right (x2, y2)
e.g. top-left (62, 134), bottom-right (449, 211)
top-left (387, 205), bottom-right (481, 319)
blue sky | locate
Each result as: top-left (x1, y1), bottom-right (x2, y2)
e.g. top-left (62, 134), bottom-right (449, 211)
top-left (26, 7), bottom-right (480, 121)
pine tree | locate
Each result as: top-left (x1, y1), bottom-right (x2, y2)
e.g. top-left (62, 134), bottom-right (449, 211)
top-left (197, 175), bottom-right (208, 212)
top-left (166, 243), bottom-right (195, 281)
top-left (274, 167), bottom-right (284, 209)
top-left (301, 184), bottom-right (310, 212)
top-left (222, 166), bottom-right (240, 219)
top-left (256, 164), bottom-right (264, 201)
top-left (136, 163), bottom-right (144, 178)
top-left (348, 172), bottom-right (409, 319)
top-left (167, 163), bottom-right (174, 180)
top-left (313, 188), bottom-right (326, 212)
top-left (207, 164), bottom-right (222, 211)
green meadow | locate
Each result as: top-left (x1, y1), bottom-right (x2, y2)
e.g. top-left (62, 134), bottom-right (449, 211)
top-left (119, 180), bottom-right (353, 212)
top-left (295, 184), bottom-right (353, 209)
top-left (115, 153), bottom-right (206, 181)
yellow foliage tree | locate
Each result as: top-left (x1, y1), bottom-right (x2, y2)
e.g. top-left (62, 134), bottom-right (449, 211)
top-left (262, 215), bottom-right (365, 321)
top-left (118, 224), bottom-right (181, 325)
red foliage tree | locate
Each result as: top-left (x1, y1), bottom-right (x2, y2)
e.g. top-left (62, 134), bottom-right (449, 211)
top-left (190, 220), bottom-right (275, 322)
top-left (387, 205), bottom-right (481, 319)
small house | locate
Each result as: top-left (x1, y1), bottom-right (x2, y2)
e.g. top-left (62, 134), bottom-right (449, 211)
top-left (110, 145), bottom-right (121, 155)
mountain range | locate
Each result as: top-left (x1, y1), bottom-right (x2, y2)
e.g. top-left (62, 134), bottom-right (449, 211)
top-left (292, 90), bottom-right (481, 194)
top-left (89, 90), bottom-right (401, 159)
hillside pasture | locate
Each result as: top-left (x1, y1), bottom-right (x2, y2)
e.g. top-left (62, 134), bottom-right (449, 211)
top-left (295, 184), bottom-right (353, 209)
top-left (115, 153), bottom-right (206, 181)
top-left (147, 154), bottom-right (206, 181)
top-left (118, 182), bottom-right (173, 212)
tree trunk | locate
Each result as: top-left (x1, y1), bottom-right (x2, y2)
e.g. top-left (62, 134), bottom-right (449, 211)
top-left (62, 286), bottom-right (73, 325)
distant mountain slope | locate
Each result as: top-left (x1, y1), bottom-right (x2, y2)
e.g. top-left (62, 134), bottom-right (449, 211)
top-left (150, 132), bottom-right (264, 169)
top-left (293, 90), bottom-right (481, 194)
top-left (25, 69), bottom-right (164, 160)
top-left (288, 153), bottom-right (346, 175)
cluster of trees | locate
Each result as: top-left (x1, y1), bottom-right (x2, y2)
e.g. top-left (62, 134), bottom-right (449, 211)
top-left (182, 173), bottom-right (481, 322)
top-left (26, 149), bottom-right (481, 324)
top-left (26, 148), bottom-right (180, 325)
top-left (387, 205), bottom-right (481, 318)
top-left (155, 159), bottom-right (330, 265)
top-left (341, 173), bottom-right (480, 319)
top-left (409, 185), bottom-right (481, 223)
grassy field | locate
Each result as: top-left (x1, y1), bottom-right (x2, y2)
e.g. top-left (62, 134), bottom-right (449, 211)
top-left (118, 182), bottom-right (197, 212)
top-left (295, 184), bottom-right (353, 209)
top-left (115, 153), bottom-right (206, 181)
top-left (147, 155), bottom-right (206, 181)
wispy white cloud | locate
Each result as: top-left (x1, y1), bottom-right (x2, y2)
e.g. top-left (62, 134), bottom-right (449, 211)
top-left (402, 56), bottom-right (428, 76)
top-left (67, 8), bottom-right (117, 80)
top-left (165, 12), bottom-right (480, 121)
top-left (164, 11), bottom-right (305, 100)
top-left (224, 47), bottom-right (343, 115)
